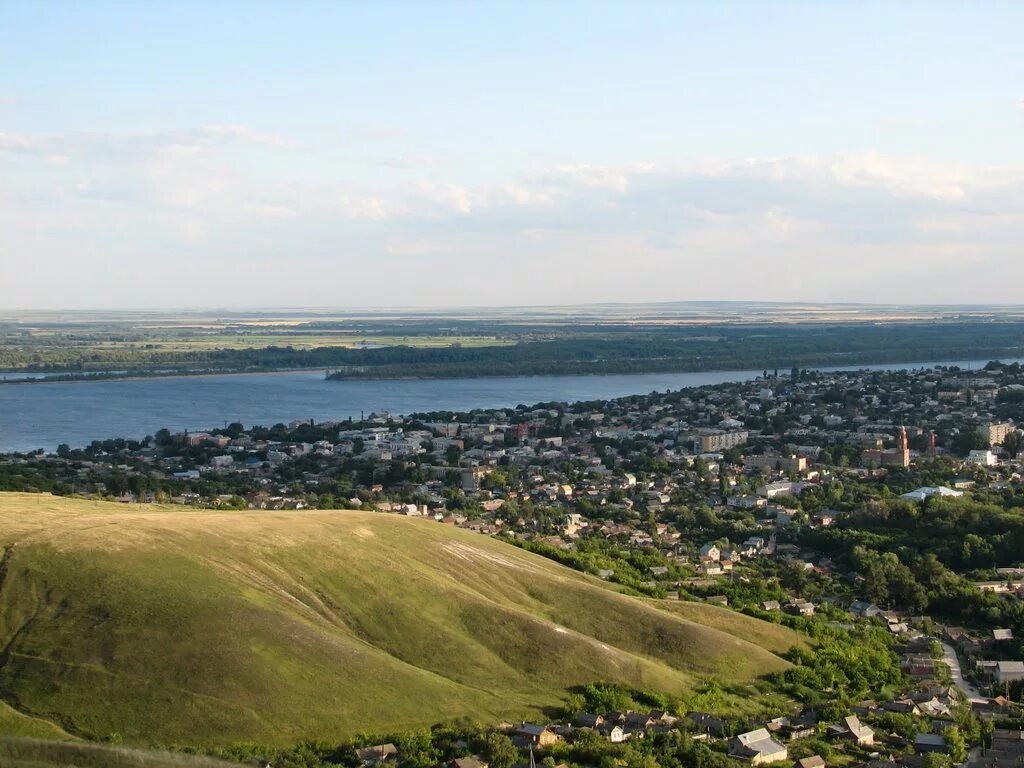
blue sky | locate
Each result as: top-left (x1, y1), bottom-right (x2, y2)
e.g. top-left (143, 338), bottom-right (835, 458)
top-left (2, 1), bottom-right (1023, 308)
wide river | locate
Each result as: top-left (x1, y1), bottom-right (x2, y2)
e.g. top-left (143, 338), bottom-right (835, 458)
top-left (0, 358), bottom-right (1019, 452)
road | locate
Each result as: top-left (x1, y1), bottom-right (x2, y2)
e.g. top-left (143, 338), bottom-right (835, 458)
top-left (938, 641), bottom-right (987, 703)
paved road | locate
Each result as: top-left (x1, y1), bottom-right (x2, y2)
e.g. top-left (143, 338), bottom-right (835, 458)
top-left (938, 641), bottom-right (987, 703)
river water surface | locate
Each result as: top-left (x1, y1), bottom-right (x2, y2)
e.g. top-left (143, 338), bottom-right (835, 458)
top-left (0, 358), bottom-right (1017, 452)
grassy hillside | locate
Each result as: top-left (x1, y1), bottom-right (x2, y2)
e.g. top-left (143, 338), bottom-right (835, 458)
top-left (0, 738), bottom-right (242, 768)
top-left (0, 701), bottom-right (75, 740)
top-left (0, 493), bottom-right (801, 746)
top-left (656, 601), bottom-right (801, 656)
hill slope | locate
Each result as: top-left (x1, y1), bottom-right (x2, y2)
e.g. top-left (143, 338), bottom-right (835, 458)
top-left (0, 701), bottom-right (75, 741)
top-left (0, 738), bottom-right (243, 768)
top-left (0, 493), bottom-right (800, 745)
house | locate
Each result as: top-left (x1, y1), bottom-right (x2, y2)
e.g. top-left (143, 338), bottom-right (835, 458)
top-left (573, 712), bottom-right (604, 729)
top-left (730, 729), bottom-right (789, 765)
top-left (995, 661), bottom-right (1024, 684)
top-left (883, 698), bottom-right (922, 715)
top-left (993, 629), bottom-right (1015, 642)
top-left (599, 724), bottom-right (626, 743)
top-left (513, 724), bottom-right (560, 747)
top-left (786, 599), bottom-right (816, 617)
top-left (798, 757), bottom-right (826, 768)
top-left (967, 450), bottom-right (997, 467)
top-left (699, 543), bottom-right (721, 562)
top-left (902, 656), bottom-right (939, 679)
top-left (900, 486), bottom-right (963, 502)
top-left (742, 536), bottom-right (768, 555)
top-left (356, 744), bottom-right (399, 767)
top-left (970, 697), bottom-right (1014, 720)
top-left (970, 729), bottom-right (1024, 768)
top-left (650, 710), bottom-right (680, 727)
top-left (783, 711), bottom-right (819, 741)
top-left (762, 600), bottom-right (782, 612)
top-left (914, 733), bottom-right (947, 754)
top-left (688, 712), bottom-right (727, 739)
top-left (448, 758), bottom-right (489, 768)
top-left (623, 712), bottom-right (657, 732)
top-left (757, 481), bottom-right (805, 499)
top-left (851, 700), bottom-right (879, 716)
top-left (829, 715), bottom-right (875, 746)
top-left (916, 697), bottom-right (951, 718)
top-left (849, 601), bottom-right (883, 618)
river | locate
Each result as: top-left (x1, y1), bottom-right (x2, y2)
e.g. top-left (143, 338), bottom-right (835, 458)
top-left (0, 358), bottom-right (1018, 453)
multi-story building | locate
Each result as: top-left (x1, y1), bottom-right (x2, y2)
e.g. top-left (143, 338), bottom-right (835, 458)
top-left (980, 422), bottom-right (1015, 445)
top-left (744, 454), bottom-right (807, 473)
top-left (692, 430), bottom-right (748, 453)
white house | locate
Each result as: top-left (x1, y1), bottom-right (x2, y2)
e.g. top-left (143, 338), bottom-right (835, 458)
top-left (699, 543), bottom-right (721, 562)
top-left (900, 486), bottom-right (963, 502)
top-left (730, 729), bottom-right (788, 765)
top-left (967, 450), bottom-right (997, 467)
top-left (995, 661), bottom-right (1024, 684)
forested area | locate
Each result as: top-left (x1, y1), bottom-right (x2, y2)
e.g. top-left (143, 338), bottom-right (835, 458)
top-left (4, 320), bottom-right (1024, 380)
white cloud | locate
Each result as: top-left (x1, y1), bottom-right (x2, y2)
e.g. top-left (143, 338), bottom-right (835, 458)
top-left (3, 125), bottom-right (1024, 307)
top-left (545, 163), bottom-right (657, 191)
top-left (197, 124), bottom-right (297, 149)
top-left (338, 194), bottom-right (406, 220)
top-left (373, 155), bottom-right (444, 169)
top-left (386, 238), bottom-right (442, 256)
top-left (0, 131), bottom-right (37, 151)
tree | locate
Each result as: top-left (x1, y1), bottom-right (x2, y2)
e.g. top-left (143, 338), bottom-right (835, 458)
top-left (944, 726), bottom-right (967, 764)
top-left (952, 425), bottom-right (988, 457)
top-left (922, 754), bottom-right (953, 768)
top-left (477, 733), bottom-right (518, 768)
top-left (446, 444), bottom-right (462, 466)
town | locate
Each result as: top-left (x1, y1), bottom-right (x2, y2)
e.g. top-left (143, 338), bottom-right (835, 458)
top-left (3, 362), bottom-right (1024, 768)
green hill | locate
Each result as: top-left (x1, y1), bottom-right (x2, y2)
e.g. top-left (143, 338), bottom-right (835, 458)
top-left (0, 701), bottom-right (76, 740)
top-left (0, 493), bottom-right (801, 746)
top-left (0, 738), bottom-right (243, 768)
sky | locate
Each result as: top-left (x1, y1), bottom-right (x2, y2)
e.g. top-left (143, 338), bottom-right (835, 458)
top-left (2, 1), bottom-right (1023, 309)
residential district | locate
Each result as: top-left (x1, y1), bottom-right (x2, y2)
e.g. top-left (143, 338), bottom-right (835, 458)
top-left (5, 362), bottom-right (1024, 768)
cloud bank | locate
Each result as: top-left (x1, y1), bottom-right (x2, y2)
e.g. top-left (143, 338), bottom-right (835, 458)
top-left (2, 125), bottom-right (1023, 308)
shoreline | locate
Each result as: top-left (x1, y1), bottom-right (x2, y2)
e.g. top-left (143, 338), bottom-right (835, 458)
top-left (1, 350), bottom-right (1019, 388)
top-left (0, 367), bottom-right (331, 385)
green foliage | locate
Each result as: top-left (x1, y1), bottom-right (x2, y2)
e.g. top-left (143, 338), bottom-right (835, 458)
top-left (11, 319), bottom-right (1024, 380)
top-left (801, 495), bottom-right (1024, 636)
top-left (922, 753), bottom-right (953, 768)
top-left (567, 681), bottom-right (675, 716)
top-left (476, 732), bottom-right (517, 768)
top-left (944, 726), bottom-right (967, 763)
top-left (772, 622), bottom-right (903, 705)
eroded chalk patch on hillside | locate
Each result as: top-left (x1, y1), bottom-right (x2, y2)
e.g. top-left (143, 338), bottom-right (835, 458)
top-left (439, 541), bottom-right (545, 574)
